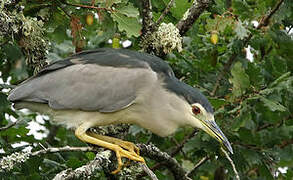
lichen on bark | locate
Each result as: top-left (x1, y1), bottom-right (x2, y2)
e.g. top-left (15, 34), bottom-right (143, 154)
top-left (0, 2), bottom-right (48, 74)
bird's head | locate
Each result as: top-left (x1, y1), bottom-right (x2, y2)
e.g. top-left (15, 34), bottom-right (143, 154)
top-left (163, 76), bottom-right (233, 153)
top-left (166, 79), bottom-right (233, 154)
top-left (189, 102), bottom-right (233, 154)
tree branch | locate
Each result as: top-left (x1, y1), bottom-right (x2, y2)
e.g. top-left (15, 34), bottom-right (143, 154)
top-left (0, 119), bottom-right (22, 132)
top-left (0, 84), bottom-right (16, 90)
top-left (31, 145), bottom-right (159, 180)
top-left (257, 0), bottom-right (284, 29)
top-left (3, 133), bottom-right (190, 179)
top-left (211, 53), bottom-right (237, 96)
top-left (140, 163), bottom-right (159, 180)
top-left (56, 2), bottom-right (71, 18)
top-left (171, 129), bottom-right (198, 156)
top-left (53, 150), bottom-right (112, 180)
top-left (154, 0), bottom-right (175, 27)
top-left (31, 146), bottom-right (96, 156)
top-left (63, 1), bottom-right (111, 11)
top-left (221, 147), bottom-right (240, 180)
top-left (176, 0), bottom-right (212, 36)
top-left (138, 129), bottom-right (198, 178)
top-left (141, 0), bottom-right (211, 56)
top-left (141, 0), bottom-right (154, 36)
top-left (137, 144), bottom-right (192, 180)
top-left (186, 156), bottom-right (209, 177)
top-left (211, 0), bottom-right (285, 96)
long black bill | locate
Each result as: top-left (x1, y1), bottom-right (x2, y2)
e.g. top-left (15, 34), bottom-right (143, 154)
top-left (204, 121), bottom-right (233, 154)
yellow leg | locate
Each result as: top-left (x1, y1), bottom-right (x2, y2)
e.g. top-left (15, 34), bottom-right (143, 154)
top-left (75, 125), bottom-right (145, 174)
top-left (87, 131), bottom-right (140, 156)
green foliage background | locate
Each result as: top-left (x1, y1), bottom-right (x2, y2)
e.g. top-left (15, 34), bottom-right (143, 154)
top-left (0, 0), bottom-right (292, 179)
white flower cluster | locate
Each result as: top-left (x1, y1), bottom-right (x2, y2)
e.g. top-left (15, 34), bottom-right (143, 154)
top-left (0, 152), bottom-right (30, 171)
top-left (153, 23), bottom-right (183, 53)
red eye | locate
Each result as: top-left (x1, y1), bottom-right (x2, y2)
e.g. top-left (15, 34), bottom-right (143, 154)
top-left (192, 106), bottom-right (201, 115)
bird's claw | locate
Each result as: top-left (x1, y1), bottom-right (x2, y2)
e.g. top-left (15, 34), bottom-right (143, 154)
top-left (111, 146), bottom-right (145, 174)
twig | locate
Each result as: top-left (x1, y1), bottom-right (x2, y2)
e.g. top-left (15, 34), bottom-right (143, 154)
top-left (225, 0), bottom-right (232, 9)
top-left (31, 146), bottom-right (96, 156)
top-left (171, 129), bottom-right (198, 156)
top-left (233, 142), bottom-right (262, 151)
top-left (221, 147), bottom-right (240, 180)
top-left (256, 123), bottom-right (274, 131)
top-left (56, 4), bottom-right (71, 18)
top-left (256, 0), bottom-right (284, 29)
top-left (211, 53), bottom-right (237, 96)
top-left (0, 39), bottom-right (9, 47)
top-left (176, 0), bottom-right (212, 35)
top-left (138, 129), bottom-right (198, 178)
top-left (186, 156), bottom-right (209, 177)
top-left (287, 25), bottom-right (293, 34)
top-left (0, 119), bottom-right (22, 131)
top-left (137, 144), bottom-right (192, 180)
top-left (0, 146), bottom-right (97, 173)
top-left (91, 0), bottom-right (95, 6)
top-left (0, 84), bottom-right (16, 89)
top-left (140, 163), bottom-right (159, 180)
top-left (279, 139), bottom-right (293, 149)
top-left (211, 0), bottom-right (285, 96)
top-left (155, 0), bottom-right (175, 27)
top-left (260, 46), bottom-right (273, 61)
top-left (64, 2), bottom-right (111, 11)
top-left (46, 125), bottom-right (59, 144)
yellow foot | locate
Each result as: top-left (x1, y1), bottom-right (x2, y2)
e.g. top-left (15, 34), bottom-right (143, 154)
top-left (75, 126), bottom-right (145, 174)
top-left (111, 146), bottom-right (145, 174)
top-left (88, 132), bottom-right (141, 156)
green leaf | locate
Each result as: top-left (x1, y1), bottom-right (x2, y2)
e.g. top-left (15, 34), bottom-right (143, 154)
top-left (85, 152), bottom-right (96, 160)
top-left (208, 98), bottom-right (227, 110)
top-left (0, 92), bottom-right (9, 113)
top-left (232, 0), bottom-right (251, 19)
top-left (206, 16), bottom-right (234, 33)
top-left (246, 62), bottom-right (264, 88)
top-left (2, 44), bottom-right (23, 62)
top-left (116, 3), bottom-right (139, 17)
top-left (66, 157), bottom-right (83, 169)
top-left (103, 0), bottom-right (122, 8)
top-left (169, 0), bottom-right (192, 20)
top-left (229, 62), bottom-right (250, 98)
top-left (279, 145), bottom-right (293, 166)
top-left (261, 73), bottom-right (293, 95)
top-left (111, 12), bottom-right (141, 37)
top-left (232, 111), bottom-right (253, 131)
top-left (259, 163), bottom-right (274, 180)
top-left (259, 96), bottom-right (287, 112)
top-left (181, 159), bottom-right (194, 172)
top-left (269, 72), bottom-right (291, 88)
top-left (234, 20), bottom-right (249, 40)
top-left (49, 25), bottom-right (67, 44)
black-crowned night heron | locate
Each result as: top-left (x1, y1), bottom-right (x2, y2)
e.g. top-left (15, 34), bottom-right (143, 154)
top-left (8, 48), bottom-right (232, 173)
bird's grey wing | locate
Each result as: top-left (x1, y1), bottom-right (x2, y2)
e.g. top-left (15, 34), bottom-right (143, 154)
top-left (8, 63), bottom-right (157, 112)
